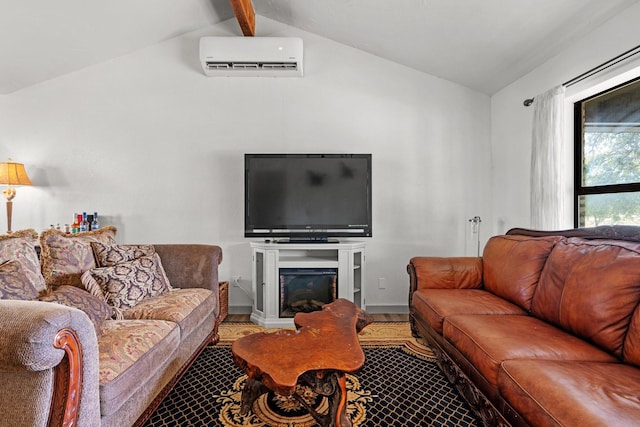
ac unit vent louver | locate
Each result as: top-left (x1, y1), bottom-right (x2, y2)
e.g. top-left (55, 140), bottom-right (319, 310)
top-left (231, 63), bottom-right (259, 70)
top-left (262, 62), bottom-right (298, 70)
top-left (200, 37), bottom-right (303, 77)
top-left (207, 63), bottom-right (231, 70)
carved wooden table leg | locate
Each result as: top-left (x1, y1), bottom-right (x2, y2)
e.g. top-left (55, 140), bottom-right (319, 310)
top-left (298, 370), bottom-right (351, 427)
top-left (239, 377), bottom-right (268, 415)
top-left (336, 373), bottom-right (350, 427)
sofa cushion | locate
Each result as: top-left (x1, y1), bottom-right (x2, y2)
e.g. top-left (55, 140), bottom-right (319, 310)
top-left (443, 314), bottom-right (617, 388)
top-left (412, 289), bottom-right (526, 334)
top-left (38, 285), bottom-right (113, 334)
top-left (122, 288), bottom-right (215, 337)
top-left (98, 319), bottom-right (179, 417)
top-left (0, 259), bottom-right (39, 300)
top-left (40, 226), bottom-right (117, 289)
top-left (482, 235), bottom-right (562, 311)
top-left (622, 303), bottom-right (640, 366)
top-left (84, 253), bottom-right (173, 310)
top-left (91, 242), bottom-right (156, 267)
top-left (0, 229), bottom-right (46, 293)
top-left (499, 359), bottom-right (640, 426)
top-left (532, 238), bottom-right (640, 357)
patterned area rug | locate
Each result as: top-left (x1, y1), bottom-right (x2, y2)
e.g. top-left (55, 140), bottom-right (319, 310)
top-left (144, 322), bottom-right (480, 427)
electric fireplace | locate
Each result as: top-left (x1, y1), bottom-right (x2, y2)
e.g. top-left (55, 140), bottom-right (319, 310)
top-left (279, 268), bottom-right (338, 318)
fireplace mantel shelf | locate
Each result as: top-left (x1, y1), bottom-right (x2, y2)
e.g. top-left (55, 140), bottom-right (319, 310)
top-left (249, 241), bottom-right (366, 328)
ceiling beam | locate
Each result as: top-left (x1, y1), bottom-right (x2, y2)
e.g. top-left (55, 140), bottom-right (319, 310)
top-left (230, 0), bottom-right (255, 36)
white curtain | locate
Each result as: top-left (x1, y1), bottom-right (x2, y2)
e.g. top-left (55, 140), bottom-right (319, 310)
top-left (530, 85), bottom-right (566, 230)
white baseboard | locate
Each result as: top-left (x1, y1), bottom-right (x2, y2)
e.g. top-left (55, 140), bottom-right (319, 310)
top-left (364, 305), bottom-right (409, 314)
top-left (229, 304), bottom-right (408, 314)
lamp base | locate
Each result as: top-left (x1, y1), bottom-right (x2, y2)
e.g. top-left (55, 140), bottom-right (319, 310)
top-left (6, 200), bottom-right (12, 234)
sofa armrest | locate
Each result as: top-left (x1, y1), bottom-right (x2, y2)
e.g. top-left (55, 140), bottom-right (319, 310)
top-left (154, 244), bottom-right (223, 293)
top-left (0, 300), bottom-right (100, 427)
top-left (408, 257), bottom-right (483, 293)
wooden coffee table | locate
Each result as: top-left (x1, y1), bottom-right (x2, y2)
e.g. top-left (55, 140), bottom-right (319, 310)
top-left (231, 298), bottom-right (373, 427)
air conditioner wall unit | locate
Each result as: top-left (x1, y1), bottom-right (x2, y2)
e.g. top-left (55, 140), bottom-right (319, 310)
top-left (199, 36), bottom-right (303, 77)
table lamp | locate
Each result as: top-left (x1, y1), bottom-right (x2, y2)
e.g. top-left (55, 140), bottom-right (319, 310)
top-left (0, 159), bottom-right (32, 234)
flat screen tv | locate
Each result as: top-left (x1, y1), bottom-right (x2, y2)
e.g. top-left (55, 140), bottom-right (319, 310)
top-left (244, 154), bottom-right (372, 242)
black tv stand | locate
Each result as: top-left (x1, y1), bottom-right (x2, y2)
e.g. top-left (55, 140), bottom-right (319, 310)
top-left (277, 237), bottom-right (340, 244)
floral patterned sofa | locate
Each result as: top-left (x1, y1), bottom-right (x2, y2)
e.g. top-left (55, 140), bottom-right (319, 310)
top-left (0, 228), bottom-right (222, 427)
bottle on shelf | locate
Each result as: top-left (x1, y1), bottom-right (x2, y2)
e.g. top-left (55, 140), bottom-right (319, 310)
top-left (64, 224), bottom-right (70, 234)
top-left (80, 212), bottom-right (89, 232)
top-left (76, 213), bottom-right (83, 233)
top-left (91, 212), bottom-right (100, 230)
top-left (71, 213), bottom-right (80, 234)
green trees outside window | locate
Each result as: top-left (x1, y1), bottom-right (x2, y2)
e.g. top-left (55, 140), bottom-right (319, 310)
top-left (575, 78), bottom-right (640, 227)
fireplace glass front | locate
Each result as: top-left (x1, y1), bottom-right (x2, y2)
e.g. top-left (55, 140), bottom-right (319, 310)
top-left (279, 268), bottom-right (338, 318)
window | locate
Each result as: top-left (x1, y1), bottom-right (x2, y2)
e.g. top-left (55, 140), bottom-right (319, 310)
top-left (574, 77), bottom-right (640, 227)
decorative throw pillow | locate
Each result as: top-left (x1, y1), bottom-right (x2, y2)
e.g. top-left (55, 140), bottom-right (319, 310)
top-left (39, 285), bottom-right (113, 334)
top-left (91, 242), bottom-right (155, 267)
top-left (86, 253), bottom-right (173, 310)
top-left (0, 259), bottom-right (40, 300)
top-left (80, 269), bottom-right (108, 301)
top-left (40, 226), bottom-right (117, 290)
top-left (0, 229), bottom-right (46, 293)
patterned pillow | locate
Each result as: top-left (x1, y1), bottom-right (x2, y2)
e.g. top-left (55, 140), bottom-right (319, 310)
top-left (0, 229), bottom-right (46, 293)
top-left (85, 253), bottom-right (173, 309)
top-left (91, 242), bottom-right (155, 267)
top-left (40, 226), bottom-right (117, 290)
top-left (39, 285), bottom-right (113, 334)
top-left (0, 259), bottom-right (40, 300)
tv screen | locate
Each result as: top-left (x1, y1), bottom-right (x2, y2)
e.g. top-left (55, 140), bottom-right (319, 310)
top-left (245, 154), bottom-right (372, 241)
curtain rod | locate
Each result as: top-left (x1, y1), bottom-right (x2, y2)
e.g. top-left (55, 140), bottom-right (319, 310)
top-left (523, 43), bottom-right (640, 107)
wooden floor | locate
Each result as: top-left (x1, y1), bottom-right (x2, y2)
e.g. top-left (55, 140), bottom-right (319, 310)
top-left (224, 313), bottom-right (409, 323)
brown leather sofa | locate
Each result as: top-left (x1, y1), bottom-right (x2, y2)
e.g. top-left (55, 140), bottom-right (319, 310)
top-left (408, 226), bottom-right (640, 427)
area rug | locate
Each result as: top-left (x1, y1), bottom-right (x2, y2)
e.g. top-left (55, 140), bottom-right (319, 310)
top-left (143, 322), bottom-right (480, 427)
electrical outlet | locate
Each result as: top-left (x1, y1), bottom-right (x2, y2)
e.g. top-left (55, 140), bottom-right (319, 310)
top-left (378, 278), bottom-right (386, 289)
top-left (232, 276), bottom-right (242, 287)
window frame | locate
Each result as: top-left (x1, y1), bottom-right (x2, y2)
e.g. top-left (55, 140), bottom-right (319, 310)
top-left (573, 76), bottom-right (640, 227)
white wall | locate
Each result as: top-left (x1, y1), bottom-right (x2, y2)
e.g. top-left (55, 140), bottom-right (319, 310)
top-left (0, 17), bottom-right (491, 312)
top-left (491, 2), bottom-right (640, 235)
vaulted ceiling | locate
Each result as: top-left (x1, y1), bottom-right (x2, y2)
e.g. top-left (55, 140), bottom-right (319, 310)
top-left (1, 0), bottom-right (638, 95)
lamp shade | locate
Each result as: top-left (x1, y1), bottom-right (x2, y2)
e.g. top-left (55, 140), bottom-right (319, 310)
top-left (0, 161), bottom-right (32, 186)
